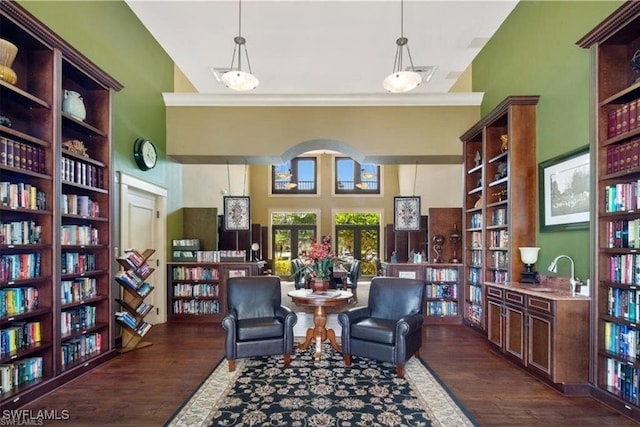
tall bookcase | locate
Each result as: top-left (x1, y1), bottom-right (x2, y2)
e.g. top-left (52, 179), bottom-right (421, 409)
top-left (0, 2), bottom-right (121, 409)
top-left (460, 96), bottom-right (538, 331)
top-left (167, 262), bottom-right (260, 323)
top-left (578, 2), bottom-right (640, 420)
top-left (115, 249), bottom-right (155, 353)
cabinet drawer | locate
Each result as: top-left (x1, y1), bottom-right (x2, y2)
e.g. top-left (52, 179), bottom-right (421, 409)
top-left (527, 296), bottom-right (553, 314)
top-left (487, 286), bottom-right (503, 299)
top-left (505, 290), bottom-right (525, 305)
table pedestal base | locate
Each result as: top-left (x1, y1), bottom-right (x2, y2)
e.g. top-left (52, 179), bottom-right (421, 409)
top-left (298, 305), bottom-right (342, 361)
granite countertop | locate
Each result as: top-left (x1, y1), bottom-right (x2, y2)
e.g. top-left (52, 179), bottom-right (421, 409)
top-left (484, 280), bottom-right (591, 301)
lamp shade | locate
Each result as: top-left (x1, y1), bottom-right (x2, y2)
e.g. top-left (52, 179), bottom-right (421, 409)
top-left (383, 70), bottom-right (422, 93)
top-left (221, 70), bottom-right (259, 92)
top-left (519, 247), bottom-right (540, 265)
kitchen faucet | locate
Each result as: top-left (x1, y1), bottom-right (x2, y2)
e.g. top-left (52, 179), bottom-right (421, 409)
top-left (548, 255), bottom-right (581, 296)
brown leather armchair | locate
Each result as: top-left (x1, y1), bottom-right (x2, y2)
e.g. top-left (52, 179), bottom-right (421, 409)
top-left (337, 276), bottom-right (425, 378)
top-left (222, 276), bottom-right (297, 371)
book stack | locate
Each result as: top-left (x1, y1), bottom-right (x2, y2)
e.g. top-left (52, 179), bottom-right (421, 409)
top-left (607, 98), bottom-right (640, 138)
top-left (606, 138), bottom-right (640, 174)
top-left (0, 137), bottom-right (46, 173)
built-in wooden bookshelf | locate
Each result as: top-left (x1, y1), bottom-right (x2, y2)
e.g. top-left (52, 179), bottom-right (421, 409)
top-left (382, 262), bottom-right (462, 324)
top-left (167, 262), bottom-right (260, 322)
top-left (460, 96), bottom-right (538, 331)
top-left (0, 2), bottom-right (121, 408)
top-left (115, 249), bottom-right (155, 353)
top-left (578, 2), bottom-right (640, 420)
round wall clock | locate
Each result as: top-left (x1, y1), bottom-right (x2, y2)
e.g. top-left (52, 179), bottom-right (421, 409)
top-left (133, 137), bottom-right (157, 171)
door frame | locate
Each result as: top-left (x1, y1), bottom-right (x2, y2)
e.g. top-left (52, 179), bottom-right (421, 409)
top-left (117, 172), bottom-right (168, 323)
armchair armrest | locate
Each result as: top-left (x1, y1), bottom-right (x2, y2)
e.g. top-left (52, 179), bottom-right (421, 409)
top-left (222, 308), bottom-right (239, 359)
top-left (396, 313), bottom-right (424, 336)
top-left (337, 306), bottom-right (370, 327)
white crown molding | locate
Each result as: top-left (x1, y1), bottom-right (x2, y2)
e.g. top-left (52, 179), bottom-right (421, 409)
top-left (162, 92), bottom-right (484, 107)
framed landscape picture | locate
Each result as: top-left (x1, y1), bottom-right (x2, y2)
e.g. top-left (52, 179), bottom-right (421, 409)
top-left (224, 196), bottom-right (251, 231)
top-left (394, 196), bottom-right (421, 231)
top-left (539, 146), bottom-right (590, 231)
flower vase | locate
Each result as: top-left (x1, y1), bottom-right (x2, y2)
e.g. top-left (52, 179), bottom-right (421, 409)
top-left (312, 278), bottom-right (329, 293)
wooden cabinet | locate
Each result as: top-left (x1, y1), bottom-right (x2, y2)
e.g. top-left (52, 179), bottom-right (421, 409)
top-left (382, 262), bottom-right (462, 324)
top-left (460, 96), bottom-right (539, 331)
top-left (485, 283), bottom-right (590, 395)
top-left (115, 249), bottom-right (156, 353)
top-left (578, 2), bottom-right (640, 420)
top-left (167, 262), bottom-right (260, 322)
top-left (0, 2), bottom-right (121, 409)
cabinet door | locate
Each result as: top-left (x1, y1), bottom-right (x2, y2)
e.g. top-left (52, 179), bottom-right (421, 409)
top-left (528, 311), bottom-right (553, 378)
top-left (486, 299), bottom-right (503, 348)
top-left (505, 304), bottom-right (526, 363)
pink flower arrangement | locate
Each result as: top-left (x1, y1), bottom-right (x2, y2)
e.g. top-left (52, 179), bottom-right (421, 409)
top-left (306, 235), bottom-right (334, 280)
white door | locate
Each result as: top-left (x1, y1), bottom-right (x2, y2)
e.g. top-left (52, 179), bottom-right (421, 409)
top-left (119, 173), bottom-right (167, 324)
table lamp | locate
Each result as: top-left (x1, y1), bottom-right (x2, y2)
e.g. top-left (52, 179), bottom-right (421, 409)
top-left (519, 247), bottom-right (540, 283)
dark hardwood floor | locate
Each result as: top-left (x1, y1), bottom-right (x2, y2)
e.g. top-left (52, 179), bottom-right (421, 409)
top-left (20, 321), bottom-right (639, 426)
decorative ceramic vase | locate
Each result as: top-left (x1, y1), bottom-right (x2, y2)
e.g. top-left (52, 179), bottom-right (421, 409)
top-left (311, 278), bottom-right (329, 293)
top-left (0, 38), bottom-right (18, 85)
top-left (62, 90), bottom-right (86, 121)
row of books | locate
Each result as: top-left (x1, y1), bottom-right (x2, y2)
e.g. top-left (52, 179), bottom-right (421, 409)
top-left (0, 321), bottom-right (41, 356)
top-left (468, 283), bottom-right (482, 304)
top-left (61, 278), bottom-right (97, 305)
top-left (171, 266), bottom-right (220, 281)
top-left (119, 249), bottom-right (147, 270)
top-left (607, 98), bottom-right (640, 139)
top-left (0, 253), bottom-right (42, 282)
top-left (488, 230), bottom-right (509, 249)
top-left (425, 284), bottom-right (457, 299)
top-left (470, 231), bottom-right (482, 249)
top-left (60, 157), bottom-right (104, 189)
top-left (491, 270), bottom-right (509, 284)
top-left (60, 333), bottom-right (102, 369)
top-left (605, 219), bottom-right (640, 249)
top-left (605, 137), bottom-right (640, 175)
top-left (0, 136), bottom-right (46, 174)
top-left (60, 224), bottom-right (99, 245)
top-left (172, 299), bottom-right (221, 315)
top-left (135, 302), bottom-right (153, 317)
top-left (469, 213), bottom-right (482, 229)
top-left (0, 181), bottom-right (47, 210)
top-left (425, 267), bottom-right (458, 282)
top-left (0, 356), bottom-right (43, 395)
top-left (115, 311), bottom-right (139, 329)
top-left (603, 357), bottom-right (640, 405)
top-left (467, 304), bottom-right (482, 325)
top-left (0, 287), bottom-right (39, 318)
top-left (61, 306), bottom-right (96, 336)
top-left (114, 270), bottom-right (144, 290)
top-left (61, 252), bottom-right (96, 275)
top-left (608, 285), bottom-right (640, 323)
top-left (0, 220), bottom-right (42, 245)
top-left (491, 208), bottom-right (507, 226)
top-left (491, 251), bottom-right (509, 269)
top-left (604, 181), bottom-right (640, 213)
top-left (61, 193), bottom-right (100, 218)
top-left (426, 301), bottom-right (458, 317)
top-left (469, 250), bottom-right (482, 268)
top-left (172, 283), bottom-right (219, 298)
top-left (608, 254), bottom-right (640, 285)
top-left (468, 267), bottom-right (482, 286)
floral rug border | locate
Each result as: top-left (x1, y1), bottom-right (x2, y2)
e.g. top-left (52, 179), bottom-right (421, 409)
top-left (165, 351), bottom-right (477, 427)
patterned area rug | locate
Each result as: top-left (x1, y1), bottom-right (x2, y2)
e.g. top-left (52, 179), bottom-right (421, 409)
top-left (165, 345), bottom-right (477, 427)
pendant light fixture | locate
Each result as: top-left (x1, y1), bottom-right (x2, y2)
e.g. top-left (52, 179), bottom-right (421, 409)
top-left (222, 0), bottom-right (259, 91)
top-left (382, 0), bottom-right (422, 93)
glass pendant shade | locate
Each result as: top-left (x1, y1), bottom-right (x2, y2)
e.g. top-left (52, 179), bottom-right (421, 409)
top-left (221, 69), bottom-right (259, 91)
top-left (383, 70), bottom-right (422, 93)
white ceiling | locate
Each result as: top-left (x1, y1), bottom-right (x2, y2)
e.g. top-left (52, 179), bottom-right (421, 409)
top-left (125, 0), bottom-right (518, 105)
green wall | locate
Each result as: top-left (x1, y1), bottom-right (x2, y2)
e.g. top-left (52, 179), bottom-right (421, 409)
top-left (18, 0), bottom-right (184, 254)
top-left (472, 0), bottom-right (622, 279)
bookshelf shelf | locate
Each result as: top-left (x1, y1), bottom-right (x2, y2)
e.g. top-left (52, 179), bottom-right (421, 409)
top-left (578, 2), bottom-right (640, 420)
top-left (460, 96), bottom-right (538, 331)
top-left (0, 1), bottom-right (121, 409)
top-left (115, 249), bottom-right (156, 353)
